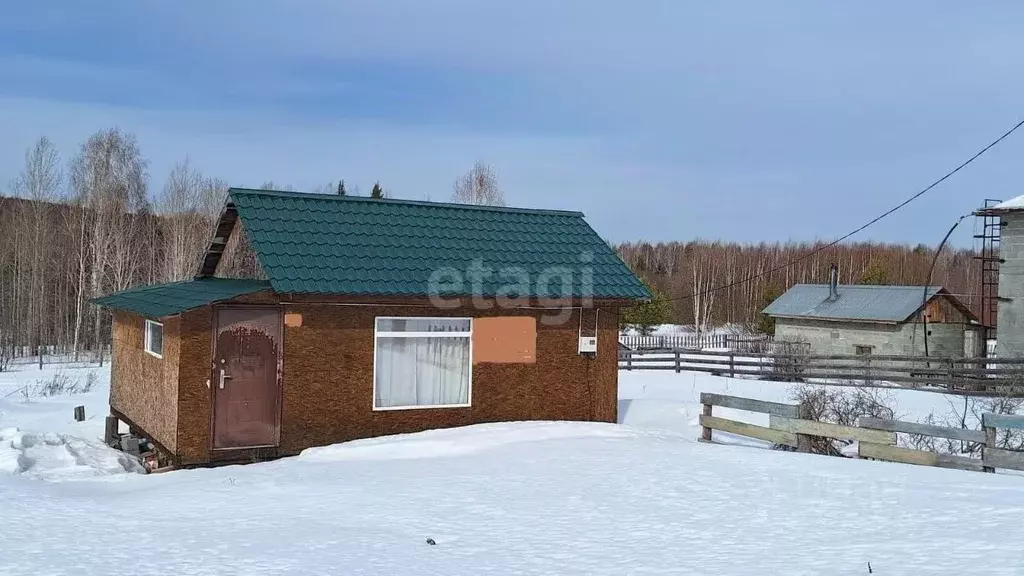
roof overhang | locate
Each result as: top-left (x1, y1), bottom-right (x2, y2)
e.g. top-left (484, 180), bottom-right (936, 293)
top-left (92, 278), bottom-right (272, 319)
top-left (768, 314), bottom-right (901, 325)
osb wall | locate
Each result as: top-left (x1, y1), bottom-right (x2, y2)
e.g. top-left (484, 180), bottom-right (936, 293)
top-left (277, 301), bottom-right (620, 456)
top-left (172, 294), bottom-right (620, 464)
top-left (110, 311), bottom-right (180, 452)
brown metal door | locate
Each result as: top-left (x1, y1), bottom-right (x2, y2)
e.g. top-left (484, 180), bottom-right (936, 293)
top-left (213, 307), bottom-right (281, 449)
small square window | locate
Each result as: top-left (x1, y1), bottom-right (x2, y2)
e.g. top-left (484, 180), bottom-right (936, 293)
top-left (855, 345), bottom-right (872, 356)
top-left (145, 320), bottom-right (163, 359)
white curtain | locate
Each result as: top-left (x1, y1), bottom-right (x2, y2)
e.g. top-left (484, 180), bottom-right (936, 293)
top-left (375, 336), bottom-right (470, 408)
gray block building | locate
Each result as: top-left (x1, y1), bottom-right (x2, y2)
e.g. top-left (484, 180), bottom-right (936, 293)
top-left (763, 279), bottom-right (981, 358)
top-left (976, 196), bottom-right (1024, 358)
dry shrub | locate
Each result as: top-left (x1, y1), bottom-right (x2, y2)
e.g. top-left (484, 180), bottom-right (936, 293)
top-left (30, 369), bottom-right (85, 397)
top-left (909, 394), bottom-right (1024, 456)
top-left (782, 383), bottom-right (896, 456)
top-left (83, 371), bottom-right (98, 393)
top-left (769, 340), bottom-right (810, 382)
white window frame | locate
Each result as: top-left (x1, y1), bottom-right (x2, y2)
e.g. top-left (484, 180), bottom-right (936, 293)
top-left (372, 316), bottom-right (473, 411)
top-left (144, 319), bottom-right (164, 359)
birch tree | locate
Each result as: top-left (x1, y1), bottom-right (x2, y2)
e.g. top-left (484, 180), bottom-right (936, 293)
top-left (70, 128), bottom-right (148, 354)
top-left (156, 159), bottom-right (225, 281)
top-left (452, 161), bottom-right (504, 206)
top-left (10, 137), bottom-right (62, 349)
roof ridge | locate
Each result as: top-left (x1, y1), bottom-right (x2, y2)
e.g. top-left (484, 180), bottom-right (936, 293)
top-left (793, 283), bottom-right (942, 290)
top-left (228, 188), bottom-right (585, 218)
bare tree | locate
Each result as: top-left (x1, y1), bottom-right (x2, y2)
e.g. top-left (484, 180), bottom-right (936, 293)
top-left (690, 251), bottom-right (717, 338)
top-left (70, 128), bottom-right (149, 355)
top-left (156, 159), bottom-right (226, 281)
top-left (451, 161), bottom-right (504, 206)
top-left (9, 138), bottom-right (62, 353)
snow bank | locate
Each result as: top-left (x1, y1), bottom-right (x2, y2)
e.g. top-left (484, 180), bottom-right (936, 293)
top-left (618, 370), bottom-right (979, 450)
top-left (0, 366), bottom-right (141, 481)
top-left (0, 427), bottom-right (144, 481)
top-left (300, 421), bottom-right (632, 462)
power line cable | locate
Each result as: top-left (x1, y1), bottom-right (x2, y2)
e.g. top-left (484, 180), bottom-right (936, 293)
top-left (918, 213), bottom-right (970, 358)
top-left (641, 117), bottom-right (1024, 305)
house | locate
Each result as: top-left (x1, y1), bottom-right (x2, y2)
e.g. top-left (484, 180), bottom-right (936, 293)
top-left (975, 196), bottom-right (1024, 358)
top-left (93, 188), bottom-right (650, 467)
top-left (762, 267), bottom-right (981, 358)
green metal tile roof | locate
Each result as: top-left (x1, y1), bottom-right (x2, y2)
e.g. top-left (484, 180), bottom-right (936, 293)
top-left (228, 188), bottom-right (650, 300)
top-left (93, 278), bottom-right (271, 318)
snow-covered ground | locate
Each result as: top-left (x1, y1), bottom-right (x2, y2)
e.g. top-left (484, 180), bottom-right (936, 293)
top-left (620, 323), bottom-right (748, 337)
top-left (0, 364), bottom-right (139, 480)
top-left (2, 365), bottom-right (1023, 575)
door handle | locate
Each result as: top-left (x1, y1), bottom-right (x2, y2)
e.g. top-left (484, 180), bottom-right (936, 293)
top-left (219, 369), bottom-right (233, 389)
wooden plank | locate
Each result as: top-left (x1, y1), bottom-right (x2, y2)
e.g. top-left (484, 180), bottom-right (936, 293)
top-left (859, 442), bottom-right (937, 467)
top-left (861, 441), bottom-right (984, 472)
top-left (769, 415), bottom-right (896, 445)
top-left (982, 447), bottom-right (1024, 472)
top-left (936, 453), bottom-right (987, 472)
top-left (982, 413), bottom-right (1024, 431)
top-left (858, 417), bottom-right (986, 443)
top-left (699, 393), bottom-right (800, 418)
top-left (699, 414), bottom-right (799, 447)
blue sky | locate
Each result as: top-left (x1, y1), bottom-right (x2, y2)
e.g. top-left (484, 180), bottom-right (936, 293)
top-left (1, 2), bottom-right (1022, 246)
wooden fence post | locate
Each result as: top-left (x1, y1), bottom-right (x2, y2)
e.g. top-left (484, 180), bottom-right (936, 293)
top-left (796, 402), bottom-right (813, 453)
top-left (674, 350), bottom-right (681, 373)
top-left (626, 350), bottom-right (632, 371)
top-left (701, 403), bottom-right (713, 442)
top-left (73, 405), bottom-right (85, 422)
top-left (983, 420), bottom-right (996, 473)
top-left (945, 358), bottom-right (955, 392)
top-left (38, 345), bottom-right (43, 370)
top-left (99, 344), bottom-right (105, 368)
top-left (729, 353), bottom-right (735, 378)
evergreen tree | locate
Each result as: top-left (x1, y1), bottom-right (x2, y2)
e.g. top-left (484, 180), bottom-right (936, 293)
top-left (370, 182), bottom-right (384, 199)
top-left (621, 282), bottom-right (672, 335)
top-left (336, 180), bottom-right (346, 196)
top-left (755, 285), bottom-right (783, 335)
top-left (858, 260), bottom-right (889, 285)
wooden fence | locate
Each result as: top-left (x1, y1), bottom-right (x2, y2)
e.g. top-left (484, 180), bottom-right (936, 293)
top-left (618, 334), bottom-right (778, 352)
top-left (6, 345), bottom-right (108, 369)
top-left (619, 348), bottom-right (1024, 395)
top-left (700, 393), bottom-right (1024, 473)
top-left (620, 333), bottom-right (730, 350)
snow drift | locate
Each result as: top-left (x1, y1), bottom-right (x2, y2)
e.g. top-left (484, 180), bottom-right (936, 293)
top-left (0, 427), bottom-right (144, 481)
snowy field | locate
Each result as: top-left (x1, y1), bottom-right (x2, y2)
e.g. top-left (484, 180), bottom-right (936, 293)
top-left (2, 365), bottom-right (1024, 575)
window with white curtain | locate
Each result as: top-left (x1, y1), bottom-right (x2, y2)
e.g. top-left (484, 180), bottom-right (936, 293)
top-left (373, 317), bottom-right (472, 410)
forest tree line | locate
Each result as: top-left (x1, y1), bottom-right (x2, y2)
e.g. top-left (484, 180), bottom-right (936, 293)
top-left (0, 130), bottom-right (506, 361)
top-left (0, 128), bottom-right (984, 359)
top-left (618, 240), bottom-right (982, 334)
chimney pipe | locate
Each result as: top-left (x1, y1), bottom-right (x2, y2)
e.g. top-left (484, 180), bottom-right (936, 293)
top-left (828, 264), bottom-right (839, 301)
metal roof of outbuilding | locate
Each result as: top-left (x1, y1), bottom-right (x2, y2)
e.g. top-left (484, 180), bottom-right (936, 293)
top-left (761, 284), bottom-right (974, 323)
